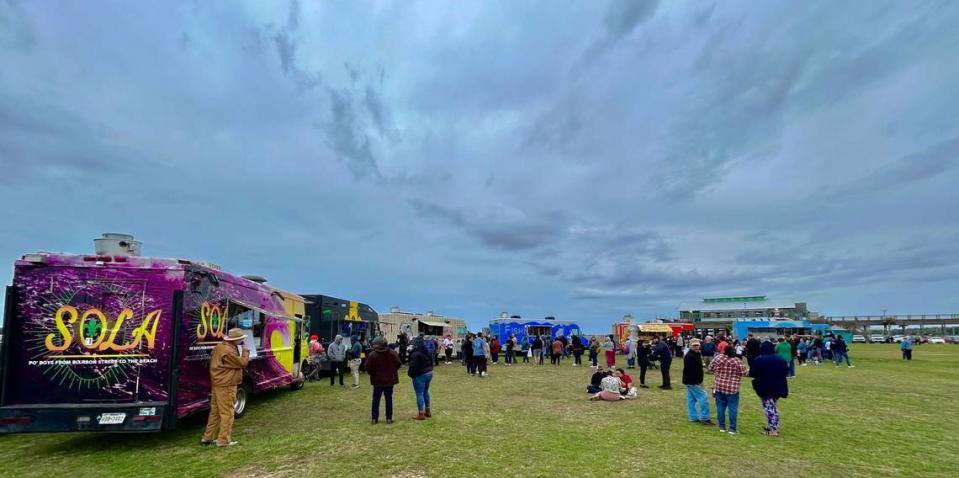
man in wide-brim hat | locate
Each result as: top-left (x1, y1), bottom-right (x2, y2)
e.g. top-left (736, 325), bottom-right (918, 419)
top-left (201, 328), bottom-right (250, 447)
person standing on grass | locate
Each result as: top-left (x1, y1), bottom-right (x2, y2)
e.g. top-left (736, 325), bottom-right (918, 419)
top-left (749, 341), bottom-right (788, 436)
top-left (473, 333), bottom-right (488, 377)
top-left (775, 338), bottom-right (794, 378)
top-left (408, 337), bottom-right (433, 420)
top-left (504, 334), bottom-right (515, 366)
top-left (745, 334), bottom-right (760, 368)
top-left (365, 337), bottom-right (400, 424)
top-left (812, 335), bottom-right (824, 365)
top-left (682, 339), bottom-right (713, 425)
top-left (832, 335), bottom-right (854, 368)
top-left (789, 335), bottom-right (799, 372)
top-left (901, 336), bottom-right (913, 360)
top-left (717, 334), bottom-right (729, 355)
top-left (532, 335), bottom-right (544, 365)
top-left (797, 338), bottom-right (808, 367)
top-left (589, 337), bottom-right (600, 368)
top-left (397, 332), bottom-right (409, 365)
top-left (551, 337), bottom-right (563, 366)
top-left (463, 333), bottom-right (476, 375)
top-left (540, 335), bottom-right (550, 364)
top-left (349, 335), bottom-right (363, 389)
top-left (701, 336), bottom-right (716, 371)
top-left (624, 337), bottom-right (636, 369)
top-left (423, 335), bottom-right (436, 367)
top-left (521, 336), bottom-right (530, 364)
top-left (637, 339), bottom-right (651, 388)
top-left (489, 336), bottom-right (500, 365)
top-left (201, 328), bottom-right (250, 447)
top-left (653, 336), bottom-right (672, 390)
top-left (327, 334), bottom-right (348, 387)
top-left (709, 343), bottom-right (747, 434)
top-left (603, 335), bottom-right (616, 369)
top-left (572, 335), bottom-right (584, 366)
top-left (442, 336), bottom-right (454, 365)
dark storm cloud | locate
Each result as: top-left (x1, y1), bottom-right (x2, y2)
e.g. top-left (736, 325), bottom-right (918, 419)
top-left (0, 95), bottom-right (126, 184)
top-left (827, 135), bottom-right (959, 199)
top-left (411, 200), bottom-right (568, 252)
top-left (318, 87), bottom-right (381, 179)
top-left (572, 0), bottom-right (660, 73)
top-left (1, 1), bottom-right (958, 328)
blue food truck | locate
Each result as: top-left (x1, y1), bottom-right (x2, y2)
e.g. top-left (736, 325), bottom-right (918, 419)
top-left (489, 315), bottom-right (585, 348)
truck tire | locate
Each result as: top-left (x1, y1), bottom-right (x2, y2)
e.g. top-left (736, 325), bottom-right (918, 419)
top-left (291, 363), bottom-right (307, 390)
top-left (234, 383), bottom-right (251, 419)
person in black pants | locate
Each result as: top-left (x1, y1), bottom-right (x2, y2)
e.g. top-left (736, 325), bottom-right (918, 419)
top-left (462, 334), bottom-right (475, 375)
top-left (637, 339), bottom-right (651, 388)
top-left (653, 337), bottom-right (672, 389)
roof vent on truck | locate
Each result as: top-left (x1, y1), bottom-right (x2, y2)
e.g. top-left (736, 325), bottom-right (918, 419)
top-left (94, 233), bottom-right (142, 257)
top-left (242, 275), bottom-right (268, 283)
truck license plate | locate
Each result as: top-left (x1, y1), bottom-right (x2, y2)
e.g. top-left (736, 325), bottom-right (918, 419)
top-left (97, 413), bottom-right (126, 425)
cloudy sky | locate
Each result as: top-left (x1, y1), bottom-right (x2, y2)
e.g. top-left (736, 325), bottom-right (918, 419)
top-left (2, 0), bottom-right (958, 331)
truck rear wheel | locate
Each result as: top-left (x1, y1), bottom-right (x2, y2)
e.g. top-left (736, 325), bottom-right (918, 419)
top-left (234, 383), bottom-right (251, 418)
top-left (290, 363), bottom-right (307, 390)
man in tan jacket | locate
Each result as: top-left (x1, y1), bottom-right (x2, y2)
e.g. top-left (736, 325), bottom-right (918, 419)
top-left (201, 328), bottom-right (250, 447)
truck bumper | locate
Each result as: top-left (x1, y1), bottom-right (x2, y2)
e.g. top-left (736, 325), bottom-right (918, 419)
top-left (0, 402), bottom-right (169, 434)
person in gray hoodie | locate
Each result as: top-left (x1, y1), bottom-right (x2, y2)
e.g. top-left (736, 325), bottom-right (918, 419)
top-left (327, 334), bottom-right (347, 387)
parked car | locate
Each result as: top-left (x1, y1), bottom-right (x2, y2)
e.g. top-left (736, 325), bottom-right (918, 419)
top-left (869, 335), bottom-right (886, 343)
top-left (852, 335), bottom-right (866, 343)
top-left (928, 337), bottom-right (945, 344)
top-left (893, 335), bottom-right (905, 343)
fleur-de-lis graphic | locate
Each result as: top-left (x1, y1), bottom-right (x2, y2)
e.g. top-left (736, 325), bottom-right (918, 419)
top-left (83, 318), bottom-right (101, 339)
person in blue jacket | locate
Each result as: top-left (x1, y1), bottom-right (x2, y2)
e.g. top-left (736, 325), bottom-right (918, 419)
top-left (900, 337), bottom-right (913, 360)
top-left (652, 336), bottom-right (672, 390)
top-left (749, 341), bottom-right (788, 436)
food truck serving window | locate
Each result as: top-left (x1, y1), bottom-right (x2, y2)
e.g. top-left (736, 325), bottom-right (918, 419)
top-left (227, 302), bottom-right (266, 348)
top-left (526, 325), bottom-right (550, 336)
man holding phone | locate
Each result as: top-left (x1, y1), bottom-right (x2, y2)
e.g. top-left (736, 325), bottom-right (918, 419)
top-left (201, 328), bottom-right (251, 447)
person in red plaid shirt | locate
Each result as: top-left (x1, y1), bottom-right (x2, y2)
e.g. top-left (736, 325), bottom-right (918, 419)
top-left (708, 344), bottom-right (747, 433)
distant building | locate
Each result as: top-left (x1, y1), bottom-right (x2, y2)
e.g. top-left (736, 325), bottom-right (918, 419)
top-left (377, 307), bottom-right (468, 343)
top-left (679, 295), bottom-right (810, 331)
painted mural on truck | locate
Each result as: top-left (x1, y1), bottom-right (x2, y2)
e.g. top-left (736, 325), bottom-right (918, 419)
top-left (3, 254), bottom-right (303, 424)
top-left (6, 260), bottom-right (178, 406)
top-left (176, 268), bottom-right (299, 416)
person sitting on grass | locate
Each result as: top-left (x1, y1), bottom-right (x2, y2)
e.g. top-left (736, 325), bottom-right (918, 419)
top-left (589, 371), bottom-right (625, 401)
top-left (587, 366), bottom-right (606, 393)
top-left (615, 368), bottom-right (637, 399)
top-left (749, 341), bottom-right (788, 436)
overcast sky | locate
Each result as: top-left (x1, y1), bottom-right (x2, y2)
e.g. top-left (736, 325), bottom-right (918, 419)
top-left (2, 0), bottom-right (958, 331)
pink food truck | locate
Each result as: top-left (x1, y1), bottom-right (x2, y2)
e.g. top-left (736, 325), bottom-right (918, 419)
top-left (0, 234), bottom-right (306, 433)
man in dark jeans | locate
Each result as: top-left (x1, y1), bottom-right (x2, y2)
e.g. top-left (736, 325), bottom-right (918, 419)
top-left (365, 337), bottom-right (400, 424)
top-left (327, 334), bottom-right (348, 387)
top-left (653, 337), bottom-right (672, 389)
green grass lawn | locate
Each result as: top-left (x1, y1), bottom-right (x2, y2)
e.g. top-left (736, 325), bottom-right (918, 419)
top-left (1, 344), bottom-right (958, 477)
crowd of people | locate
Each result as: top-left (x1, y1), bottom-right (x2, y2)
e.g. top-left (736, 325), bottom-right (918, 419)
top-left (208, 329), bottom-right (873, 446)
